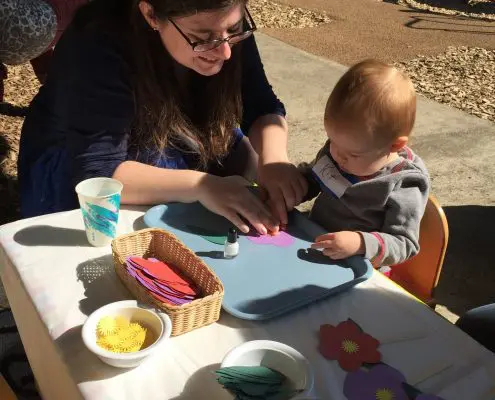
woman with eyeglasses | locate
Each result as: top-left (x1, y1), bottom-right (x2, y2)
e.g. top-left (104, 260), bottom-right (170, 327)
top-left (18, 0), bottom-right (308, 235)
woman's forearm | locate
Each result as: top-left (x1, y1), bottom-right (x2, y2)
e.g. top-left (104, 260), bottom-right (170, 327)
top-left (248, 114), bottom-right (289, 163)
top-left (113, 161), bottom-right (206, 205)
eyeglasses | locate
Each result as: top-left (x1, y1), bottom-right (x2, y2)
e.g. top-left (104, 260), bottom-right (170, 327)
top-left (168, 7), bottom-right (257, 53)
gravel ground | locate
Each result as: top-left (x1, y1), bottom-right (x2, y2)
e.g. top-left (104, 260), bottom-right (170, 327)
top-left (396, 46), bottom-right (495, 123)
top-left (250, 0), bottom-right (331, 28)
top-left (0, 65), bottom-right (36, 224)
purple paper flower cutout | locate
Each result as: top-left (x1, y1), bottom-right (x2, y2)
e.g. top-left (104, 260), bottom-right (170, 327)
top-left (344, 364), bottom-right (408, 400)
top-left (246, 230), bottom-right (294, 247)
top-left (416, 395), bottom-right (446, 400)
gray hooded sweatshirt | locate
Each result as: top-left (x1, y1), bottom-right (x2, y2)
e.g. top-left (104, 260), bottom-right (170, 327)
top-left (300, 141), bottom-right (430, 267)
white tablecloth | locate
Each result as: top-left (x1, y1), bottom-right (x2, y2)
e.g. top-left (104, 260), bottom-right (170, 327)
top-left (0, 207), bottom-right (494, 400)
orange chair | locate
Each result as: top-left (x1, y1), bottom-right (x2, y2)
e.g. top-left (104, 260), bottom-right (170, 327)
top-left (0, 374), bottom-right (17, 400)
top-left (389, 195), bottom-right (449, 306)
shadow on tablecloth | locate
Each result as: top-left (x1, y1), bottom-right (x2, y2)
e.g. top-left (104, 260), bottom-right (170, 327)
top-left (170, 363), bottom-right (230, 400)
top-left (14, 225), bottom-right (92, 247)
top-left (55, 325), bottom-right (131, 384)
top-left (76, 255), bottom-right (132, 316)
top-left (133, 215), bottom-right (147, 231)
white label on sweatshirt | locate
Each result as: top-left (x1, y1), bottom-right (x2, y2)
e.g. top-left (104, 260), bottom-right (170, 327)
top-left (312, 155), bottom-right (352, 198)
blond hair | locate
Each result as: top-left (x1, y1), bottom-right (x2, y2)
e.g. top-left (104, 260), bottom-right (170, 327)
top-left (325, 59), bottom-right (416, 146)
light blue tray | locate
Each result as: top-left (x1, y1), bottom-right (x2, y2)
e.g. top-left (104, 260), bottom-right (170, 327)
top-left (143, 203), bottom-right (373, 321)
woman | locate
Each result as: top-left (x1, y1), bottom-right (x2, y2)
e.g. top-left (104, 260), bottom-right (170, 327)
top-left (18, 0), bottom-right (307, 234)
top-left (456, 304), bottom-right (495, 353)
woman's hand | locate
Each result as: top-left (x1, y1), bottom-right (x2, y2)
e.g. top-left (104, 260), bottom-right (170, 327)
top-left (197, 174), bottom-right (278, 235)
top-left (247, 114), bottom-right (307, 227)
top-left (258, 159), bottom-right (308, 227)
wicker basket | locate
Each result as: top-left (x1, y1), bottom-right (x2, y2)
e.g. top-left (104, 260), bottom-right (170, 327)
top-left (111, 228), bottom-right (224, 336)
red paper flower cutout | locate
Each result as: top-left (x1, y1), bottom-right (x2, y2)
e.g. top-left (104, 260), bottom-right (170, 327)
top-left (319, 319), bottom-right (381, 371)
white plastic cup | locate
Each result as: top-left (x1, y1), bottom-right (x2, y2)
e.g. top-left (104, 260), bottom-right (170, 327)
top-left (75, 177), bottom-right (123, 247)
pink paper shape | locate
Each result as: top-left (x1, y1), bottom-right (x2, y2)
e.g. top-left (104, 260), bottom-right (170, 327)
top-left (247, 230), bottom-right (295, 247)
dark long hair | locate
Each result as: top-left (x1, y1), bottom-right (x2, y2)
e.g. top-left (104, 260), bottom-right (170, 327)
top-left (76, 0), bottom-right (245, 169)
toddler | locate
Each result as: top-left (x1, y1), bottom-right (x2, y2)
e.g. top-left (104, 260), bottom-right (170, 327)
top-left (300, 59), bottom-right (430, 267)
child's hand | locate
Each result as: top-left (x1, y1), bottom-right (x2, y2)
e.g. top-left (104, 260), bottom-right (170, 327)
top-left (311, 231), bottom-right (365, 259)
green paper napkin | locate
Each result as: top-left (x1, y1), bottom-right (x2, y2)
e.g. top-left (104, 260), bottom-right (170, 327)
top-left (215, 366), bottom-right (300, 400)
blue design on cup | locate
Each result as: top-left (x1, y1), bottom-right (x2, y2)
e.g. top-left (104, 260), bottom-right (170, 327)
top-left (107, 193), bottom-right (121, 210)
top-left (82, 203), bottom-right (119, 238)
top-left (88, 203), bottom-right (119, 223)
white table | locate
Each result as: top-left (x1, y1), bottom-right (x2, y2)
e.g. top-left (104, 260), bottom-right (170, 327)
top-left (0, 207), bottom-right (494, 400)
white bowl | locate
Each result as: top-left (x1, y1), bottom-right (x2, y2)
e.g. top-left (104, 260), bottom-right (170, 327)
top-left (82, 300), bottom-right (172, 368)
top-left (221, 340), bottom-right (315, 399)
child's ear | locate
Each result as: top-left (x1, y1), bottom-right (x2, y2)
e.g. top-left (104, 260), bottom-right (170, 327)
top-left (390, 136), bottom-right (408, 152)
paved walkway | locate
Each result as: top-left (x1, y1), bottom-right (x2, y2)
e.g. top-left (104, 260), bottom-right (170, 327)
top-left (261, 0), bottom-right (494, 64)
